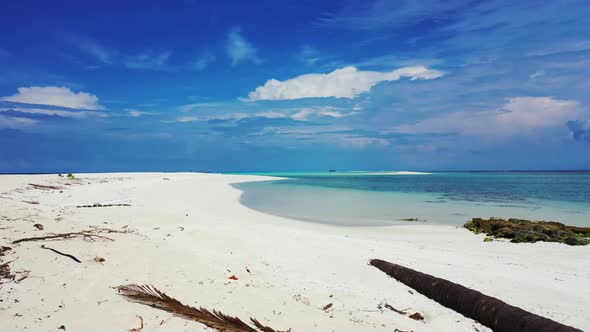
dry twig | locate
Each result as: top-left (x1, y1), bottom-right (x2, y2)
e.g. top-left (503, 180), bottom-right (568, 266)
top-left (129, 315), bottom-right (144, 331)
top-left (115, 284), bottom-right (290, 332)
top-left (40, 245), bottom-right (81, 263)
top-left (12, 228), bottom-right (128, 244)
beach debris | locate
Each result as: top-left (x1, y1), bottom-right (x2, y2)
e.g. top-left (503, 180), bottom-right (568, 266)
top-left (12, 228), bottom-right (129, 244)
top-left (1, 247), bottom-right (15, 283)
top-left (0, 261), bottom-right (15, 281)
top-left (464, 217), bottom-right (590, 245)
top-left (370, 258), bottom-right (583, 332)
top-left (292, 294), bottom-right (311, 306)
top-left (399, 218), bottom-right (426, 222)
top-left (129, 315), bottom-right (144, 331)
top-left (0, 246), bottom-right (11, 256)
top-left (76, 203), bottom-right (131, 208)
top-left (33, 223), bottom-right (44, 230)
top-left (322, 303), bottom-right (333, 311)
top-left (94, 256), bottom-right (106, 263)
top-left (28, 183), bottom-right (63, 190)
top-left (40, 245), bottom-right (81, 263)
top-left (115, 284), bottom-right (291, 332)
top-left (23, 200), bottom-right (40, 205)
top-left (408, 312), bottom-right (424, 321)
top-left (378, 301), bottom-right (407, 315)
top-left (228, 275), bottom-right (238, 281)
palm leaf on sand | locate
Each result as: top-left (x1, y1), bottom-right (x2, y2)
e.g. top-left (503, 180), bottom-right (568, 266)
top-left (115, 284), bottom-right (290, 332)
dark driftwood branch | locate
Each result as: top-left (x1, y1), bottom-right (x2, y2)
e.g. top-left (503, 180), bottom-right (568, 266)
top-left (12, 228), bottom-right (127, 244)
top-left (370, 259), bottom-right (582, 332)
top-left (115, 284), bottom-right (290, 332)
top-left (28, 183), bottom-right (63, 190)
top-left (383, 303), bottom-right (406, 315)
top-left (41, 245), bottom-right (82, 263)
top-left (76, 203), bottom-right (131, 208)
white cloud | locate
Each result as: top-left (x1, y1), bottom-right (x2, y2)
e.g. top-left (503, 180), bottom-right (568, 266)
top-left (126, 51), bottom-right (171, 70)
top-left (175, 106), bottom-right (353, 123)
top-left (247, 66), bottom-right (444, 100)
top-left (0, 86), bottom-right (104, 110)
top-left (393, 96), bottom-right (583, 137)
top-left (0, 107), bottom-right (103, 118)
top-left (0, 115), bottom-right (38, 128)
top-left (177, 102), bottom-right (227, 112)
top-left (497, 97), bottom-right (580, 130)
top-left (226, 27), bottom-right (260, 66)
top-left (72, 36), bottom-right (112, 64)
top-left (124, 109), bottom-right (155, 117)
top-left (176, 116), bottom-right (202, 123)
top-left (530, 70), bottom-right (545, 79)
top-left (297, 45), bottom-right (322, 66)
top-left (291, 109), bottom-right (314, 121)
top-left (189, 52), bottom-right (216, 71)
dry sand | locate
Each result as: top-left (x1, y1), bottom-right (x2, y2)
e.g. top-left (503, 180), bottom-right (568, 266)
top-left (0, 172), bottom-right (588, 331)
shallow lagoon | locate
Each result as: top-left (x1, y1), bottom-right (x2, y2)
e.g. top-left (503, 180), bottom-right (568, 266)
top-left (233, 172), bottom-right (590, 227)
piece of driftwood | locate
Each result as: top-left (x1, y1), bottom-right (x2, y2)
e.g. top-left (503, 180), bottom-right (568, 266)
top-left (76, 203), bottom-right (131, 208)
top-left (41, 245), bottom-right (81, 263)
top-left (115, 284), bottom-right (291, 332)
top-left (29, 183), bottom-right (62, 190)
top-left (382, 303), bottom-right (406, 315)
top-left (370, 259), bottom-right (582, 332)
top-left (12, 228), bottom-right (127, 244)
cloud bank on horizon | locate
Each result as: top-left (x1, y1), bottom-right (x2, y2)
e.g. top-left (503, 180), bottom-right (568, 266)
top-left (0, 0), bottom-right (589, 172)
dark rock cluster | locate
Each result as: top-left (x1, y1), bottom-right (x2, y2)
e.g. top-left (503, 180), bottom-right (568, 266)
top-left (464, 217), bottom-right (590, 245)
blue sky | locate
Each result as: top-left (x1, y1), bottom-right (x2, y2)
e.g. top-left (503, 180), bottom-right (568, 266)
top-left (1, 0), bottom-right (590, 172)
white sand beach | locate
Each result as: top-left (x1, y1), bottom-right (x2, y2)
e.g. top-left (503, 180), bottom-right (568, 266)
top-left (0, 172), bottom-right (588, 331)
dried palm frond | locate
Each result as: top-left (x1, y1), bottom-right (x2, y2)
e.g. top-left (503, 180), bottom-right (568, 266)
top-left (115, 284), bottom-right (290, 332)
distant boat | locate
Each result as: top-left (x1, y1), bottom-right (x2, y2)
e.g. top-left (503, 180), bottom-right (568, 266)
top-left (328, 169), bottom-right (336, 172)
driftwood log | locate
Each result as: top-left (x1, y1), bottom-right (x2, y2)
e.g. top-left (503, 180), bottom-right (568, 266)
top-left (370, 259), bottom-right (582, 332)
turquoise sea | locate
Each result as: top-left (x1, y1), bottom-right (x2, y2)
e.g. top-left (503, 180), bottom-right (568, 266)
top-left (232, 172), bottom-right (590, 227)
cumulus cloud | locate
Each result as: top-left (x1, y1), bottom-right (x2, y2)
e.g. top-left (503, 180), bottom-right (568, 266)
top-left (496, 97), bottom-right (580, 130)
top-left (567, 120), bottom-right (590, 142)
top-left (247, 66), bottom-right (444, 100)
top-left (0, 86), bottom-right (104, 110)
top-left (126, 51), bottom-right (171, 70)
top-left (393, 96), bottom-right (583, 137)
top-left (226, 27), bottom-right (260, 66)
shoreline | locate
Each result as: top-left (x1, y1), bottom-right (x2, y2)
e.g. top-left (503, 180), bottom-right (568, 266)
top-left (1, 172), bottom-right (588, 331)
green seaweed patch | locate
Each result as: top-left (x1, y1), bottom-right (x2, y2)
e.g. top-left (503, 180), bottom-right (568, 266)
top-left (464, 217), bottom-right (590, 246)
